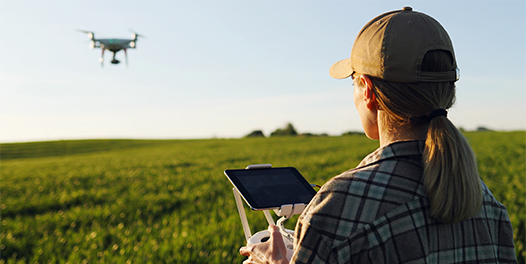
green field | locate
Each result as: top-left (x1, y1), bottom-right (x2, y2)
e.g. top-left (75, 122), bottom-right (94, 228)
top-left (1, 132), bottom-right (524, 263)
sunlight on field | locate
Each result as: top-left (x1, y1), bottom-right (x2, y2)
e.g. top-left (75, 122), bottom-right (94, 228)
top-left (1, 132), bottom-right (524, 263)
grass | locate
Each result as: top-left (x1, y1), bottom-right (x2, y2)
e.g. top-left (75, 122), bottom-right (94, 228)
top-left (1, 132), bottom-right (524, 263)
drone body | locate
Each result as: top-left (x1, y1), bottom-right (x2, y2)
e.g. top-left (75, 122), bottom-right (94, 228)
top-left (79, 30), bottom-right (143, 67)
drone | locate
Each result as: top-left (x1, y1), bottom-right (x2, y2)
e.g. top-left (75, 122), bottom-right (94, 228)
top-left (78, 30), bottom-right (144, 67)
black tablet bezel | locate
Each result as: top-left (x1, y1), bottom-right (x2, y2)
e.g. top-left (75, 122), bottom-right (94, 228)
top-left (224, 167), bottom-right (317, 211)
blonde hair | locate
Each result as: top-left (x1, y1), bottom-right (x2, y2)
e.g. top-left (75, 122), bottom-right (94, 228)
top-left (367, 51), bottom-right (482, 223)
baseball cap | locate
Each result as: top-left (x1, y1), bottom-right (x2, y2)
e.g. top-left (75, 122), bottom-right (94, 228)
top-left (330, 7), bottom-right (460, 83)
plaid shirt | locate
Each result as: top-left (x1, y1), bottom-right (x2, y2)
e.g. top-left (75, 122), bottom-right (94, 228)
top-left (292, 140), bottom-right (516, 263)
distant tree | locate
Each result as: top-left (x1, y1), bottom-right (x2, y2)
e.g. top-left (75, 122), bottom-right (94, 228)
top-left (477, 126), bottom-right (493, 132)
top-left (270, 123), bottom-right (298, 137)
top-left (342, 131), bottom-right (365, 136)
top-left (245, 130), bottom-right (266, 138)
top-left (300, 132), bottom-right (330, 137)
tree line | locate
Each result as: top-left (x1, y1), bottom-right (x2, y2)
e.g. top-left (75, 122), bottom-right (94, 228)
top-left (244, 123), bottom-right (364, 138)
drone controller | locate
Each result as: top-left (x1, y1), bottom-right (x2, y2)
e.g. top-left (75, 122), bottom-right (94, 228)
top-left (247, 228), bottom-right (295, 260)
top-left (244, 204), bottom-right (304, 260)
top-left (224, 164), bottom-right (317, 261)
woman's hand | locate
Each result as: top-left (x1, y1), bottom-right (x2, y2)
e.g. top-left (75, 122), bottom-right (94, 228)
top-left (239, 224), bottom-right (290, 264)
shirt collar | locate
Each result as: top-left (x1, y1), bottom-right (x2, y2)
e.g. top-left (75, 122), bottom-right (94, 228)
top-left (358, 140), bottom-right (425, 167)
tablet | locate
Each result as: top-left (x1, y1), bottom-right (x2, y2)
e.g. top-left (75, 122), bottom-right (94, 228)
top-left (224, 167), bottom-right (317, 210)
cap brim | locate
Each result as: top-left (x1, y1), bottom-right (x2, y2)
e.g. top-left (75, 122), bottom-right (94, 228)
top-left (329, 58), bottom-right (353, 79)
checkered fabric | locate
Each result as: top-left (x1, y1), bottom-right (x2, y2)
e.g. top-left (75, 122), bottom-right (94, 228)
top-left (292, 140), bottom-right (516, 263)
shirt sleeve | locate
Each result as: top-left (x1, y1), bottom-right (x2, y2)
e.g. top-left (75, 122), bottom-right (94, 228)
top-left (291, 218), bottom-right (338, 264)
top-left (289, 174), bottom-right (362, 264)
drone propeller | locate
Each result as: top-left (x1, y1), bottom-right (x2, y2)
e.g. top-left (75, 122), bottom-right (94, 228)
top-left (129, 29), bottom-right (145, 40)
top-left (134, 33), bottom-right (146, 39)
top-left (76, 29), bottom-right (95, 40)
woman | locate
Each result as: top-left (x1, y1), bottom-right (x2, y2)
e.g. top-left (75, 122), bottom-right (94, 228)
top-left (240, 7), bottom-right (516, 263)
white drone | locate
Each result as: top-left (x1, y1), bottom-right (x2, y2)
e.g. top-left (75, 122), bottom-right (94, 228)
top-left (78, 30), bottom-right (144, 67)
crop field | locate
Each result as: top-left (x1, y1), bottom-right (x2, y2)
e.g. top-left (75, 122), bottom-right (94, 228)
top-left (1, 131), bottom-right (524, 263)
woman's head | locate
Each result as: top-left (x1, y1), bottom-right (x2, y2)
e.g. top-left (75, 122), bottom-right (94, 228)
top-left (334, 8), bottom-right (482, 223)
top-left (332, 7), bottom-right (460, 135)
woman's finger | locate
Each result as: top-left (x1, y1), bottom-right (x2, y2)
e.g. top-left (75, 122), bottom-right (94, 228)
top-left (268, 225), bottom-right (289, 262)
top-left (239, 245), bottom-right (253, 257)
top-left (269, 225), bottom-right (287, 250)
top-left (242, 257), bottom-right (257, 264)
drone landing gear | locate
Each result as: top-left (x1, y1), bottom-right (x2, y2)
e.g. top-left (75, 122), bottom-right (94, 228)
top-left (100, 49), bottom-right (105, 67)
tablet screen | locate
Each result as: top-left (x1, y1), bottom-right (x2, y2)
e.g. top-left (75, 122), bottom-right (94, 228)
top-left (224, 167), bottom-right (316, 210)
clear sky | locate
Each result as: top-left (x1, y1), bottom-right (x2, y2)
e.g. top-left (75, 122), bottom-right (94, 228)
top-left (1, 0), bottom-right (525, 143)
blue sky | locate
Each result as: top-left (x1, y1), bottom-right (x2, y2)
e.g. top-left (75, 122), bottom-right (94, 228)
top-left (1, 0), bottom-right (525, 143)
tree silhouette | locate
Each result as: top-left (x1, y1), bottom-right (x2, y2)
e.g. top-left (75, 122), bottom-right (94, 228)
top-left (270, 123), bottom-right (298, 137)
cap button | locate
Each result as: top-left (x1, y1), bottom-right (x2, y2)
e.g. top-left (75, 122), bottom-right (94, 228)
top-left (403, 6), bottom-right (413, 11)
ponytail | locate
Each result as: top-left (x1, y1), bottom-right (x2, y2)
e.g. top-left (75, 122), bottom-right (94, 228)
top-left (423, 116), bottom-right (482, 223)
top-left (368, 50), bottom-right (482, 223)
